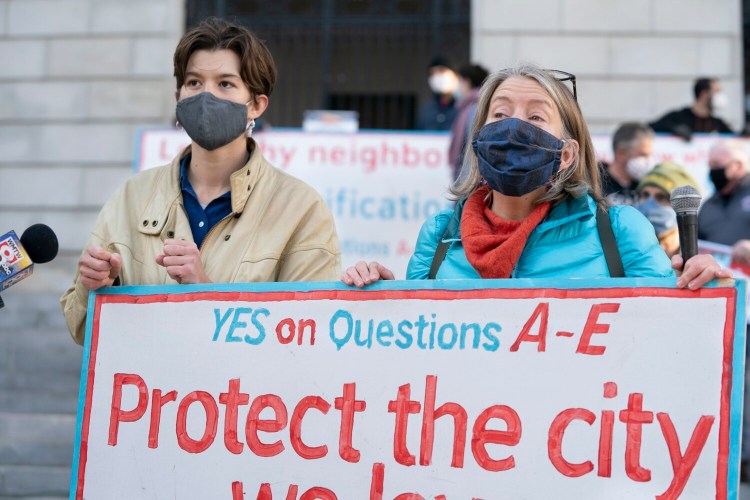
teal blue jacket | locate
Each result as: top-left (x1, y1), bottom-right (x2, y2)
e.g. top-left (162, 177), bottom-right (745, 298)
top-left (407, 194), bottom-right (674, 279)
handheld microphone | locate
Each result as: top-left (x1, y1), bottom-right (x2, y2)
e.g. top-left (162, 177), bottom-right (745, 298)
top-left (670, 185), bottom-right (702, 265)
top-left (0, 224), bottom-right (59, 309)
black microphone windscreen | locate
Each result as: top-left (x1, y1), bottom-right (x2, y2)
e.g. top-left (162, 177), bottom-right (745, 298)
top-left (20, 224), bottom-right (59, 264)
top-left (670, 185), bottom-right (701, 214)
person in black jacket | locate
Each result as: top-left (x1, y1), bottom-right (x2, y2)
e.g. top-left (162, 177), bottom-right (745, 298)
top-left (650, 77), bottom-right (733, 141)
top-left (698, 138), bottom-right (750, 481)
top-left (699, 139), bottom-right (750, 262)
top-left (600, 122), bottom-right (655, 206)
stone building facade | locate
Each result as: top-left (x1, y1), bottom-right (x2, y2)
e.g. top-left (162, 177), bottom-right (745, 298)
top-left (472, 0), bottom-right (743, 133)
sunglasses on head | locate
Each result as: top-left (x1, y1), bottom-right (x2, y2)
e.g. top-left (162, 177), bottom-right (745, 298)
top-left (497, 68), bottom-right (578, 101)
top-left (545, 69), bottom-right (577, 101)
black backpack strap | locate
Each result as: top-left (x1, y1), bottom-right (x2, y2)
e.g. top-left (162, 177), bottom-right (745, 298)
top-left (428, 200), bottom-right (466, 280)
top-left (596, 206), bottom-right (624, 278)
top-left (429, 240), bottom-right (451, 279)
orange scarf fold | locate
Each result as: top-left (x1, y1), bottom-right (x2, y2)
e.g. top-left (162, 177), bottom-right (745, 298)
top-left (460, 187), bottom-right (551, 279)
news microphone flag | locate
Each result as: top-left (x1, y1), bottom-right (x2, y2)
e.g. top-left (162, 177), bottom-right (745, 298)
top-left (0, 231), bottom-right (34, 291)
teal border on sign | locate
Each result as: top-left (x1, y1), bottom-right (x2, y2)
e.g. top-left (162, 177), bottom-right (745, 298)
top-left (69, 292), bottom-right (98, 499)
top-left (729, 279), bottom-right (747, 499)
top-left (81, 276), bottom-right (719, 295)
top-left (69, 277), bottom-right (746, 499)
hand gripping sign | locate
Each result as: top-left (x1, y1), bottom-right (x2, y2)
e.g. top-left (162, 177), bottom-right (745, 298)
top-left (72, 278), bottom-right (746, 499)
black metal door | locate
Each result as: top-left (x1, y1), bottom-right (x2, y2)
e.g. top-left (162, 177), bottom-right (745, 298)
top-left (185, 0), bottom-right (470, 129)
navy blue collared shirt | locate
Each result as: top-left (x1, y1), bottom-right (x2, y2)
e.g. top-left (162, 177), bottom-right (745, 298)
top-left (180, 153), bottom-right (232, 248)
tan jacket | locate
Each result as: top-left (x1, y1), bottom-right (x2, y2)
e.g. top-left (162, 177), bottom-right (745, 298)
top-left (61, 142), bottom-right (341, 345)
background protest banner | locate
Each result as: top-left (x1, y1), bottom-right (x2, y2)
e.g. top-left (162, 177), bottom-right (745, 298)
top-left (72, 278), bottom-right (745, 499)
top-left (136, 129), bottom-right (453, 278)
top-left (135, 129), bottom-right (748, 278)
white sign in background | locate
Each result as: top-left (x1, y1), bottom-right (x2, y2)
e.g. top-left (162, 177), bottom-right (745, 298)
top-left (137, 129), bottom-right (453, 278)
top-left (74, 281), bottom-right (743, 499)
top-left (136, 129), bottom-right (747, 277)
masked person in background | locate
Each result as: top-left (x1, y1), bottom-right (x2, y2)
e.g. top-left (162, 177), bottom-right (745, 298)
top-left (698, 139), bottom-right (750, 481)
top-left (449, 63), bottom-right (490, 181)
top-left (699, 139), bottom-right (750, 266)
top-left (635, 162), bottom-right (701, 258)
top-left (600, 122), bottom-right (655, 206)
top-left (61, 18), bottom-right (341, 345)
top-left (343, 64), bottom-right (729, 288)
top-left (416, 57), bottom-right (459, 131)
top-left (650, 77), bottom-right (734, 141)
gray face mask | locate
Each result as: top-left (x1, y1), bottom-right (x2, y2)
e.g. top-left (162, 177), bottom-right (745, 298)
top-left (176, 92), bottom-right (249, 151)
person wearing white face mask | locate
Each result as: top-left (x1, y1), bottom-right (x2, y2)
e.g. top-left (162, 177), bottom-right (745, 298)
top-left (416, 57), bottom-right (459, 131)
top-left (650, 77), bottom-right (734, 141)
top-left (601, 122), bottom-right (656, 206)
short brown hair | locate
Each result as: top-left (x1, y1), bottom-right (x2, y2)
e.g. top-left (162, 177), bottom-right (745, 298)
top-left (612, 122), bottom-right (654, 154)
top-left (173, 17), bottom-right (277, 98)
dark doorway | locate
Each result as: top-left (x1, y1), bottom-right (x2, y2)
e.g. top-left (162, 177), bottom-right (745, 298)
top-left (186, 0), bottom-right (470, 129)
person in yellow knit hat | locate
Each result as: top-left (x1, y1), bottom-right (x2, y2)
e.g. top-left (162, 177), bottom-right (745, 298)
top-left (635, 161), bottom-right (702, 258)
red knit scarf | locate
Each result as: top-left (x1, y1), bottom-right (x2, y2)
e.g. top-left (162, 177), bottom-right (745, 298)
top-left (461, 187), bottom-right (551, 278)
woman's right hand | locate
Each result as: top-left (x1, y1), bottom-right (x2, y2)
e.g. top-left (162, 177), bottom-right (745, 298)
top-left (79, 245), bottom-right (122, 291)
top-left (341, 261), bottom-right (395, 287)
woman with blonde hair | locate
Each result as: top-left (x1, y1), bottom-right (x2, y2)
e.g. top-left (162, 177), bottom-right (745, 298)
top-left (343, 64), bottom-right (728, 287)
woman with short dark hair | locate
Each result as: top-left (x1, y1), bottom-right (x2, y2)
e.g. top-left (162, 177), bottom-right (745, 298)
top-left (62, 18), bottom-right (341, 345)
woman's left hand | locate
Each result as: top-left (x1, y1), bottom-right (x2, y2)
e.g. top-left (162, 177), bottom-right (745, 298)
top-left (156, 239), bottom-right (211, 284)
top-left (671, 253), bottom-right (733, 289)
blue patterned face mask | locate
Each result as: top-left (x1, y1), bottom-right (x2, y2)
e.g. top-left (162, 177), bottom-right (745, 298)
top-left (472, 117), bottom-right (565, 197)
top-left (635, 197), bottom-right (677, 235)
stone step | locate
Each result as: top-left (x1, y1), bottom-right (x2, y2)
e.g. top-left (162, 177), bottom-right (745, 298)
top-left (0, 464), bottom-right (70, 498)
top-left (0, 327), bottom-right (82, 396)
top-left (0, 390), bottom-right (80, 415)
top-left (0, 291), bottom-right (80, 498)
top-left (0, 291), bottom-right (69, 333)
top-left (0, 413), bottom-right (76, 467)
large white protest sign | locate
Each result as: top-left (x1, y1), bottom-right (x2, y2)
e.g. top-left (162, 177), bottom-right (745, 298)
top-left (135, 129), bottom-right (747, 278)
top-left (72, 278), bottom-right (745, 499)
